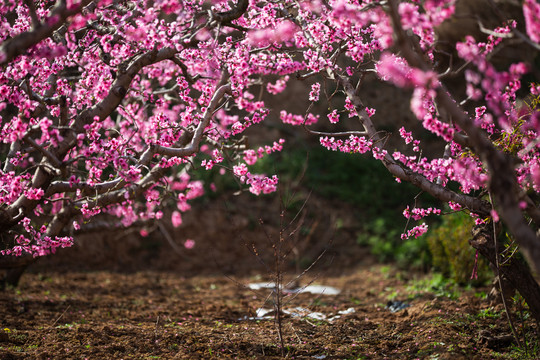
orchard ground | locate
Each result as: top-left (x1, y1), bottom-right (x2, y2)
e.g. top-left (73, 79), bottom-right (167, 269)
top-left (0, 192), bottom-right (537, 360)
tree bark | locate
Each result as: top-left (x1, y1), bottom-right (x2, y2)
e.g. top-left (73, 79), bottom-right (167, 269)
top-left (0, 256), bottom-right (35, 290)
top-left (471, 224), bottom-right (540, 332)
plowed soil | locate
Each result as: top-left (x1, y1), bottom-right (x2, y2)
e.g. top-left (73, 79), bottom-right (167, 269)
top-left (1, 268), bottom-right (534, 359)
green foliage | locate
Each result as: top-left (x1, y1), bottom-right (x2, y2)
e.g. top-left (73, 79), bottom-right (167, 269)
top-left (426, 211), bottom-right (490, 285)
top-left (406, 272), bottom-right (462, 300)
top-left (356, 218), bottom-right (399, 262)
top-left (193, 143), bottom-right (446, 270)
top-left (356, 218), bottom-right (431, 270)
top-left (252, 147), bottom-right (436, 269)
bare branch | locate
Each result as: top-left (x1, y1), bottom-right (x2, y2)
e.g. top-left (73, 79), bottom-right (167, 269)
top-left (2, 141), bottom-right (21, 173)
top-left (303, 128), bottom-right (368, 138)
top-left (22, 135), bottom-right (62, 168)
top-left (45, 178), bottom-right (123, 198)
top-left (171, 57), bottom-right (198, 84)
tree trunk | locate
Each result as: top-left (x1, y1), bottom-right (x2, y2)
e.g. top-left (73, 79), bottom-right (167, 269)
top-left (0, 255), bottom-right (35, 290)
top-left (471, 224), bottom-right (540, 331)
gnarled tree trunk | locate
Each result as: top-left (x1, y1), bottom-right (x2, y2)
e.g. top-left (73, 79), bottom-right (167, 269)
top-left (471, 224), bottom-right (540, 332)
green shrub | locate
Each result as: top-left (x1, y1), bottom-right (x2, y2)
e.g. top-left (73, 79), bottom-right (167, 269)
top-left (426, 211), bottom-right (490, 285)
top-left (356, 217), bottom-right (432, 270)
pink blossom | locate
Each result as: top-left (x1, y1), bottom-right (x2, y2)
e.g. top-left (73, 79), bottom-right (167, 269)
top-left (243, 150), bottom-right (258, 165)
top-left (399, 127), bottom-right (413, 144)
top-left (376, 53), bottom-right (412, 87)
top-left (365, 107), bottom-right (376, 117)
top-left (523, 0), bottom-right (540, 43)
top-left (267, 76), bottom-right (289, 95)
top-left (184, 239), bottom-right (195, 249)
top-left (309, 83), bottom-right (321, 102)
top-left (245, 174), bottom-right (279, 195)
top-left (401, 223), bottom-right (429, 240)
top-left (403, 206), bottom-right (441, 221)
top-left (328, 109), bottom-right (340, 124)
top-left (247, 21), bottom-right (298, 46)
top-left (319, 135), bottom-right (372, 154)
top-left (280, 110), bottom-right (319, 126)
top-left (24, 187), bottom-right (44, 200)
top-left (452, 157), bottom-right (488, 193)
top-left (233, 164), bottom-right (248, 177)
top-left (172, 211), bottom-right (183, 228)
top-left (448, 202), bottom-right (462, 211)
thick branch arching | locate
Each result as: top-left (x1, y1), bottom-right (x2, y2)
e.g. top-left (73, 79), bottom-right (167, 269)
top-left (4, 46), bottom-right (180, 221)
top-left (387, 0), bottom-right (540, 274)
top-left (71, 84), bottom-right (232, 213)
top-left (335, 73), bottom-right (491, 216)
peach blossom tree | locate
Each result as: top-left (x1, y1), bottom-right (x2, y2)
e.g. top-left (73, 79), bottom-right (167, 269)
top-left (1, 0), bottom-right (540, 323)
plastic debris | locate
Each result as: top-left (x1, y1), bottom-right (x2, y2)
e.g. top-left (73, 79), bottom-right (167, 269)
top-left (240, 307), bottom-right (355, 322)
top-left (247, 282), bottom-right (341, 295)
top-left (386, 300), bottom-right (410, 313)
top-left (241, 282), bottom-right (349, 321)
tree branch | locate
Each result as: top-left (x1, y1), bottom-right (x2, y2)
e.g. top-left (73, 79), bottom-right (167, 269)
top-left (387, 0), bottom-right (540, 275)
top-left (5, 46), bottom-right (179, 222)
top-left (66, 83), bottom-right (231, 213)
top-left (0, 0), bottom-right (92, 65)
top-left (212, 0), bottom-right (249, 24)
top-left (22, 135), bottom-right (62, 168)
top-left (336, 73), bottom-right (491, 216)
top-left (153, 84), bottom-right (232, 157)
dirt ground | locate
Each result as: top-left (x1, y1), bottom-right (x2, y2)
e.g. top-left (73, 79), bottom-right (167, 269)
top-left (0, 268), bottom-right (535, 360)
top-left (0, 193), bottom-right (537, 359)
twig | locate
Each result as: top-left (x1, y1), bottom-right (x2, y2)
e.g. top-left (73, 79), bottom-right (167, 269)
top-left (50, 305), bottom-right (71, 328)
top-left (157, 222), bottom-right (187, 258)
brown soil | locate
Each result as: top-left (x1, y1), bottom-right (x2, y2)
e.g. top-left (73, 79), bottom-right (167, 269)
top-left (0, 268), bottom-right (533, 360)
top-left (0, 193), bottom-right (536, 359)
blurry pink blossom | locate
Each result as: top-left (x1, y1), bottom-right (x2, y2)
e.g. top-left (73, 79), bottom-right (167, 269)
top-left (172, 211), bottom-right (182, 228)
top-left (247, 21), bottom-right (298, 46)
top-left (267, 76), bottom-right (289, 95)
top-left (523, 0), bottom-right (540, 43)
top-left (491, 210), bottom-right (500, 222)
top-left (184, 239), bottom-right (195, 249)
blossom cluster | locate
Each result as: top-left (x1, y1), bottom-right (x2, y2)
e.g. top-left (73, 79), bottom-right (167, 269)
top-left (403, 207), bottom-right (441, 221)
top-left (243, 139), bottom-right (286, 166)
